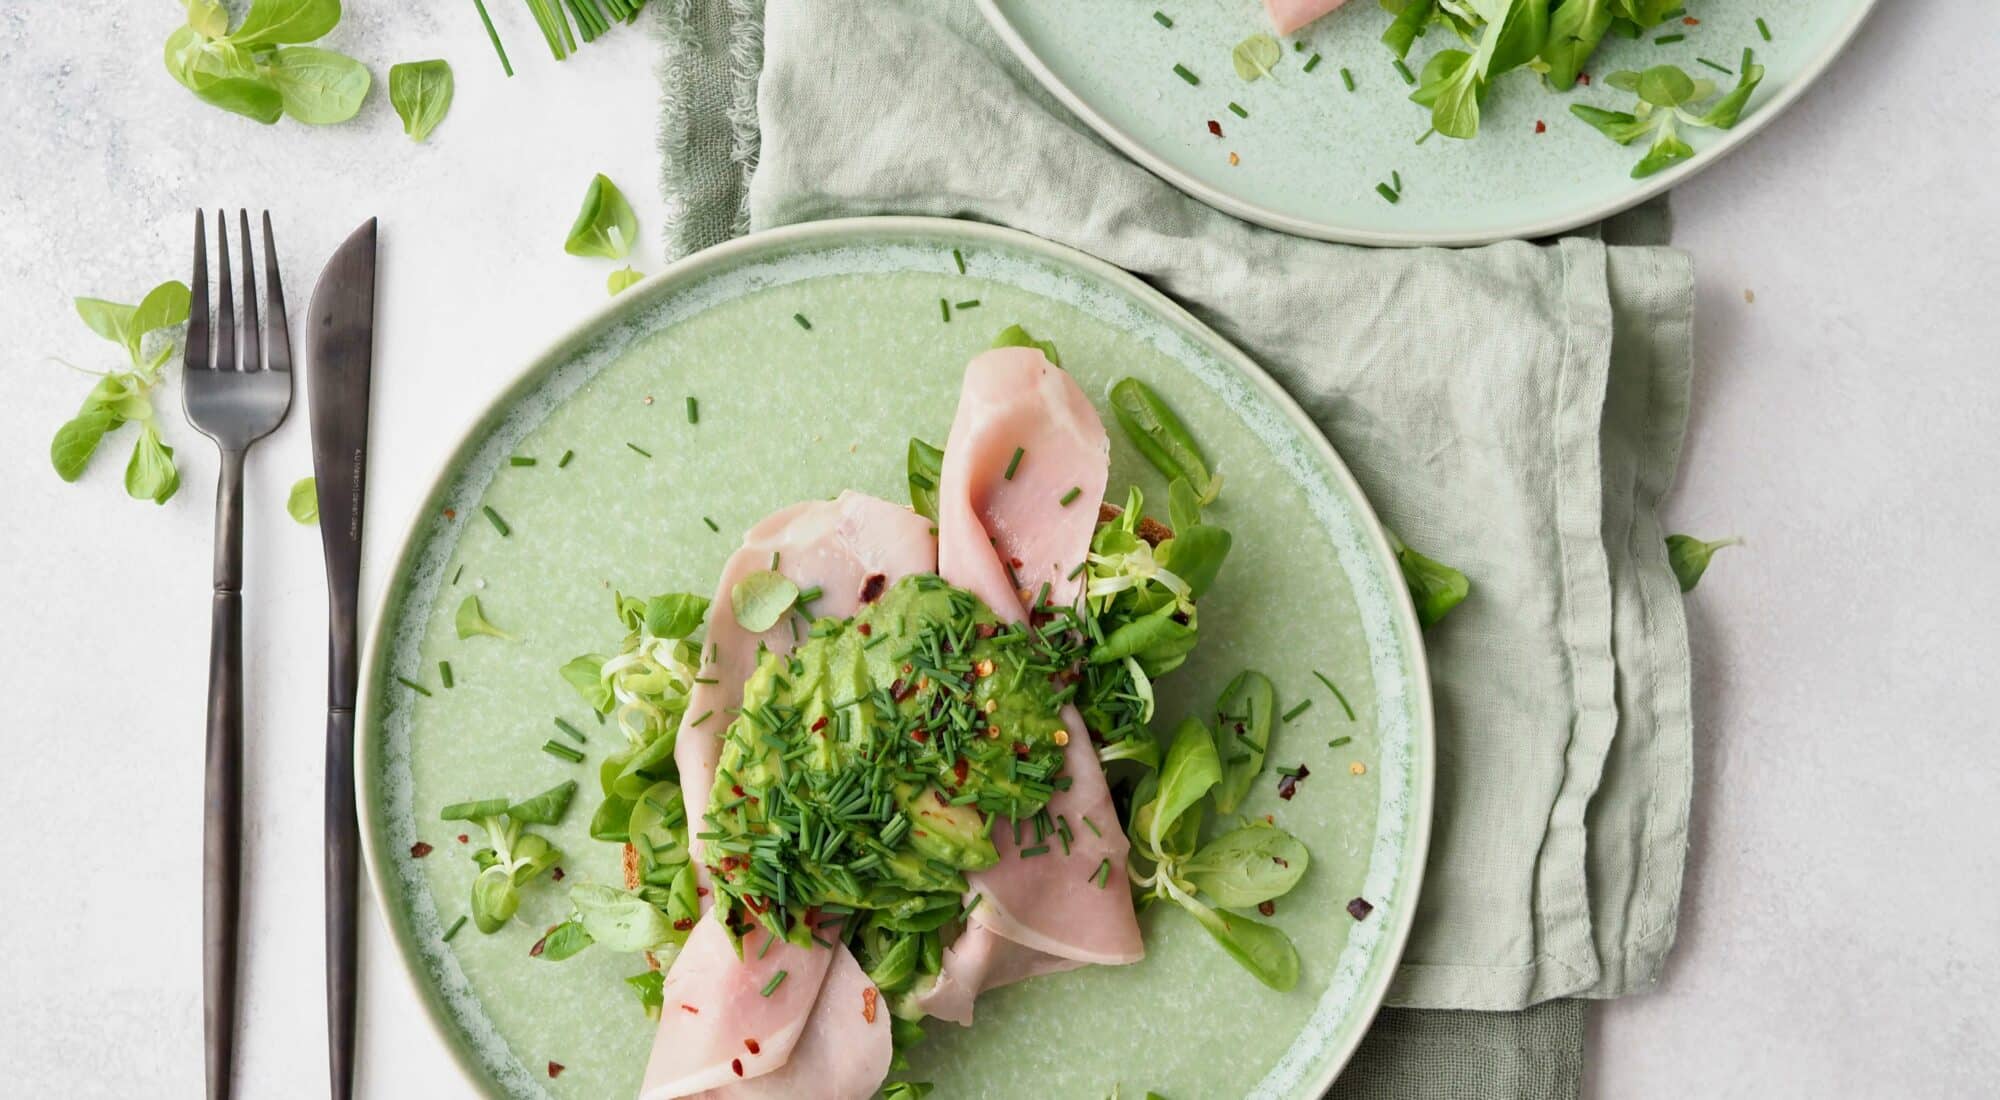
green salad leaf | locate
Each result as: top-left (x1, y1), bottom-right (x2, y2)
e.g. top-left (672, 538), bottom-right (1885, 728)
top-left (1571, 54), bottom-right (1767, 178)
top-left (906, 437), bottom-right (945, 522)
top-left (1231, 33), bottom-right (1283, 81)
top-left (607, 266), bottom-right (643, 295)
top-left (1211, 670), bottom-right (1274, 815)
top-left (989, 323), bottom-right (1062, 366)
top-left (287, 477), bottom-right (319, 524)
top-left (1665, 533), bottom-right (1740, 592)
top-left (389, 59), bottom-right (453, 141)
top-left (1183, 822), bottom-right (1310, 908)
top-left (455, 595), bottom-right (517, 641)
top-left (564, 173), bottom-right (639, 260)
top-left (49, 279), bottom-right (192, 503)
top-left (506, 780), bottom-right (578, 826)
top-left (1110, 378), bottom-right (1219, 505)
top-left (1385, 528), bottom-right (1470, 628)
top-left (572, 884), bottom-right (675, 953)
top-left (731, 569), bottom-right (800, 633)
top-left (162, 0), bottom-right (370, 125)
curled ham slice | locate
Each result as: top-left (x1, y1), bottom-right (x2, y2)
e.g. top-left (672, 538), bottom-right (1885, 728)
top-left (1264, 0), bottom-right (1349, 35)
top-left (638, 918), bottom-right (833, 1099)
top-left (691, 940), bottom-right (891, 1100)
top-left (923, 346), bottom-right (1143, 1022)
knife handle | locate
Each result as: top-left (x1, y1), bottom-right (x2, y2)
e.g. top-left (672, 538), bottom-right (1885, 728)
top-left (204, 449), bottom-right (245, 1100)
top-left (326, 704), bottom-right (359, 1100)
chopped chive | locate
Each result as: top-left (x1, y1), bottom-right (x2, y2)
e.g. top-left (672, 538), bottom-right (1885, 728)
top-left (626, 442), bottom-right (652, 458)
top-left (951, 248), bottom-right (967, 274)
top-left (1375, 182), bottom-right (1401, 204)
top-left (438, 661), bottom-right (454, 689)
top-left (557, 450), bottom-right (574, 468)
top-left (481, 506), bottom-right (510, 537)
top-left (1227, 101), bottom-right (1247, 118)
top-left (450, 564), bottom-right (464, 585)
top-left (793, 312), bottom-right (813, 330)
top-left (1019, 844), bottom-right (1050, 858)
top-left (1059, 486), bottom-right (1081, 507)
top-left (1067, 560), bottom-right (1087, 579)
top-left (1756, 16), bottom-right (1772, 41)
top-left (1152, 10), bottom-right (1172, 28)
top-left (702, 516), bottom-right (719, 532)
top-left (690, 710), bottom-right (713, 728)
top-left (1082, 815), bottom-right (1102, 837)
top-left (1416, 127), bottom-right (1437, 145)
top-left (1654, 32), bottom-right (1686, 45)
top-left (797, 585), bottom-right (824, 605)
top-left (1282, 698), bottom-right (1313, 722)
top-left (685, 396), bottom-right (698, 424)
top-left (1304, 53), bottom-right (1322, 73)
top-left (1696, 56), bottom-right (1733, 75)
top-left (1393, 58), bottom-right (1415, 85)
top-left (442, 914), bottom-right (469, 942)
top-left (554, 717), bottom-right (586, 743)
top-left (1173, 62), bottom-right (1199, 85)
top-left (396, 675), bottom-right (432, 697)
top-left (1091, 858), bottom-right (1111, 888)
top-left (471, 0), bottom-right (512, 77)
top-left (760, 969), bottom-right (788, 997)
top-left (1340, 67), bottom-right (1355, 91)
top-left (1392, 170), bottom-right (1403, 194)
top-left (1329, 735), bottom-right (1354, 748)
top-left (958, 894), bottom-right (983, 921)
top-left (541, 739), bottom-right (585, 763)
top-left (939, 298), bottom-right (951, 323)
top-left (1314, 670), bottom-right (1357, 721)
top-left (1003, 447), bottom-right (1024, 480)
top-left (954, 299), bottom-right (981, 310)
top-left (509, 456), bottom-right (536, 467)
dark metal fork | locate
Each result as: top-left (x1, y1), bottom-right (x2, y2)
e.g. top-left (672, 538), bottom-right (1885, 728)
top-left (182, 210), bottom-right (292, 1100)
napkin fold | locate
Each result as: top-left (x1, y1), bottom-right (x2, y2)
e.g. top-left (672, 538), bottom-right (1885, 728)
top-left (659, 1), bottom-right (1697, 1094)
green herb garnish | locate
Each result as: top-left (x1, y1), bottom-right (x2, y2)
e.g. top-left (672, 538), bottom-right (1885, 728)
top-left (1060, 487), bottom-right (1082, 507)
top-left (439, 661), bottom-right (454, 689)
top-left (455, 595), bottom-right (517, 641)
top-left (1003, 446), bottom-right (1024, 481)
top-left (1231, 33), bottom-right (1282, 82)
top-left (1385, 528), bottom-right (1470, 628)
top-left (607, 267), bottom-right (642, 296)
top-left (389, 59), bottom-right (453, 142)
top-left (396, 675), bottom-right (431, 697)
top-left (1313, 670), bottom-right (1356, 721)
top-left (760, 969), bottom-right (788, 997)
top-left (1173, 62), bottom-right (1200, 85)
top-left (1109, 377), bottom-right (1220, 505)
top-left (1153, 11), bottom-right (1173, 28)
top-left (542, 739), bottom-right (585, 764)
top-left (48, 279), bottom-right (191, 505)
top-left (731, 569), bottom-right (801, 632)
top-left (1756, 17), bottom-right (1772, 41)
top-left (1281, 698), bottom-right (1312, 722)
top-left (1227, 101), bottom-right (1248, 118)
top-left (472, 0), bottom-right (512, 75)
top-left (907, 438), bottom-right (945, 521)
top-left (793, 312), bottom-right (813, 330)
top-left (481, 505), bottom-right (511, 536)
top-left (1376, 182), bottom-right (1401, 204)
top-left (558, 450), bottom-right (574, 468)
top-left (626, 442), bottom-right (652, 458)
top-left (1571, 54), bottom-right (1766, 178)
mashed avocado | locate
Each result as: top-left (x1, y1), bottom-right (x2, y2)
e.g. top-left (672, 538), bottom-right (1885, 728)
top-left (703, 574), bottom-right (1071, 938)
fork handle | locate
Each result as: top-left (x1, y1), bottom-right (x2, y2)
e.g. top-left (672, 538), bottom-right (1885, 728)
top-left (204, 448), bottom-right (245, 1100)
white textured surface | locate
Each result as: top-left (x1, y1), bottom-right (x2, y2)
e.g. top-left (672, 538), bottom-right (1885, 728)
top-left (0, 4), bottom-right (1994, 1100)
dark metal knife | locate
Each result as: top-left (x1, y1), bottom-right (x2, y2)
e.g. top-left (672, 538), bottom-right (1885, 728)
top-left (305, 218), bottom-right (377, 1100)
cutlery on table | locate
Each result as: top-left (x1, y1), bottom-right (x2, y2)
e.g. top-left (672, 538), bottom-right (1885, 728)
top-left (182, 209), bottom-right (293, 1100)
top-left (305, 218), bottom-right (378, 1100)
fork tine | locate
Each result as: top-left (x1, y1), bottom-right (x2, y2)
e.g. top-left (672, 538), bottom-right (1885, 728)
top-left (262, 212), bottom-right (291, 374)
top-left (215, 211), bottom-right (236, 373)
top-left (237, 210), bottom-right (261, 373)
top-left (186, 210), bottom-right (210, 372)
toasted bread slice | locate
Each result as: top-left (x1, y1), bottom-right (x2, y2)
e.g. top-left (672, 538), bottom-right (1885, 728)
top-left (1097, 502), bottom-right (1172, 546)
top-left (623, 842), bottom-right (663, 971)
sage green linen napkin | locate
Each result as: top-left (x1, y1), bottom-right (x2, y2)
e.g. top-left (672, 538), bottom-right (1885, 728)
top-left (657, 1), bottom-right (1696, 1094)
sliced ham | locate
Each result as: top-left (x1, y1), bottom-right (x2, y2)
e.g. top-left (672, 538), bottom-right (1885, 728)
top-left (1264, 0), bottom-right (1349, 35)
top-left (925, 347), bottom-right (1143, 1023)
top-left (676, 492), bottom-right (938, 877)
top-left (693, 941), bottom-right (891, 1100)
top-left (638, 917), bottom-right (834, 1099)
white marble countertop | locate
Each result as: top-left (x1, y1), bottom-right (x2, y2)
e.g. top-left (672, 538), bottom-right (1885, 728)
top-left (2, 3), bottom-right (1994, 1098)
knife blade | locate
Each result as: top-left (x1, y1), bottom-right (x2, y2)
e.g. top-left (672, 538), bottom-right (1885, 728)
top-left (305, 217), bottom-right (376, 1100)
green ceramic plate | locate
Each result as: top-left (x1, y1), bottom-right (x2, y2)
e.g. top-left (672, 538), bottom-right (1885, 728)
top-left (979, 0), bottom-right (1876, 245)
top-left (358, 217), bottom-right (1434, 1099)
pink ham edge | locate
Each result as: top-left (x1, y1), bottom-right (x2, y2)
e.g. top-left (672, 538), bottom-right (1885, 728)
top-left (1264, 0), bottom-right (1349, 36)
top-left (638, 918), bottom-right (832, 1099)
top-left (920, 346), bottom-right (1143, 1024)
top-left (691, 938), bottom-right (892, 1100)
top-left (644, 492), bottom-right (935, 1098)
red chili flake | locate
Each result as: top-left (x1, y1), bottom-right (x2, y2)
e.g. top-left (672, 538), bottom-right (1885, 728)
top-left (673, 917), bottom-right (695, 931)
top-left (953, 757), bottom-right (970, 785)
top-left (1207, 119), bottom-right (1223, 137)
top-left (1258, 901), bottom-right (1276, 917)
top-left (553, 866), bottom-right (566, 882)
top-left (1012, 742), bottom-right (1030, 758)
top-left (681, 1003), bottom-right (700, 1014)
top-left (933, 789), bottom-right (950, 807)
top-left (976, 623), bottom-right (998, 639)
top-left (696, 886), bottom-right (710, 897)
top-left (409, 841), bottom-right (433, 858)
top-left (1534, 119), bottom-right (1547, 134)
top-left (732, 784), bottom-right (746, 797)
top-left (1347, 897), bottom-right (1375, 921)
top-left (1274, 856), bottom-right (1290, 868)
top-left (1276, 763), bottom-right (1310, 801)
top-left (860, 573), bottom-right (887, 602)
top-left (530, 931), bottom-right (551, 958)
top-left (858, 622), bottom-right (873, 637)
top-left (862, 987), bottom-right (879, 1023)
top-left (1008, 556), bottom-right (1024, 570)
top-left (443, 508), bottom-right (457, 520)
top-left (1579, 73), bottom-right (1591, 85)
top-left (745, 1038), bottom-right (761, 1055)
top-left (547, 1062), bottom-right (565, 1079)
top-left (731, 1059), bottom-right (745, 1078)
top-left (892, 679), bottom-right (917, 702)
top-left (1682, 15), bottom-right (1699, 24)
top-left (456, 834), bottom-right (469, 844)
top-left (811, 716), bottom-right (829, 733)
top-left (910, 728), bottom-right (929, 743)
top-left (744, 895), bottom-right (768, 914)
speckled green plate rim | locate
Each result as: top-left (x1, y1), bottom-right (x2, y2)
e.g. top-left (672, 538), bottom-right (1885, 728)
top-left (976, 0), bottom-right (1879, 247)
top-left (356, 215), bottom-right (1436, 1097)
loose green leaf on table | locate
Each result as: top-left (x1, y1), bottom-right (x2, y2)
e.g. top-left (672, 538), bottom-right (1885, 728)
top-left (1385, 528), bottom-right (1470, 627)
top-left (455, 594), bottom-right (517, 641)
top-left (124, 421), bottom-right (180, 505)
top-left (231, 0), bottom-right (343, 48)
top-left (565, 173), bottom-right (639, 259)
top-left (266, 46), bottom-right (371, 124)
top-left (287, 477), bottom-right (319, 524)
top-left (1665, 533), bottom-right (1740, 592)
top-left (162, 0), bottom-right (371, 126)
top-left (607, 266), bottom-right (643, 295)
top-left (389, 59), bottom-right (454, 141)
